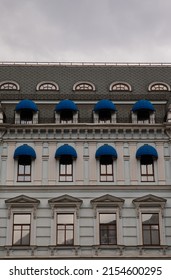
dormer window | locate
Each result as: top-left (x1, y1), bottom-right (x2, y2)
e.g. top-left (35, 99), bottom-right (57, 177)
top-left (55, 100), bottom-right (78, 123)
top-left (148, 82), bottom-right (170, 92)
top-left (93, 99), bottom-right (117, 123)
top-left (15, 99), bottom-right (38, 124)
top-left (36, 81), bottom-right (59, 91)
top-left (109, 82), bottom-right (132, 91)
top-left (0, 81), bottom-right (20, 90)
top-left (73, 81), bottom-right (95, 91)
top-left (131, 100), bottom-right (155, 124)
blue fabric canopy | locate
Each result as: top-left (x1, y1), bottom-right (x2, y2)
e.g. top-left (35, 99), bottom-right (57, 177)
top-left (55, 144), bottom-right (77, 158)
top-left (132, 100), bottom-right (155, 112)
top-left (55, 100), bottom-right (78, 111)
top-left (136, 144), bottom-right (158, 159)
top-left (95, 144), bottom-right (117, 158)
top-left (94, 99), bottom-right (116, 112)
top-left (14, 144), bottom-right (36, 159)
top-left (16, 99), bottom-right (38, 112)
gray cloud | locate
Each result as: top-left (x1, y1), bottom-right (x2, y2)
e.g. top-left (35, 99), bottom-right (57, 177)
top-left (0, 0), bottom-right (171, 62)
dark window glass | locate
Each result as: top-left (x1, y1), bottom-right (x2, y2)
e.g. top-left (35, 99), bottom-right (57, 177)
top-left (56, 213), bottom-right (74, 245)
top-left (60, 110), bottom-right (73, 123)
top-left (59, 155), bottom-right (73, 182)
top-left (99, 110), bottom-right (111, 123)
top-left (137, 110), bottom-right (150, 123)
top-left (20, 110), bottom-right (33, 124)
top-left (99, 213), bottom-right (117, 245)
top-left (13, 214), bottom-right (31, 246)
top-left (100, 156), bottom-right (114, 182)
top-left (17, 156), bottom-right (31, 182)
top-left (140, 156), bottom-right (155, 182)
top-left (142, 213), bottom-right (160, 245)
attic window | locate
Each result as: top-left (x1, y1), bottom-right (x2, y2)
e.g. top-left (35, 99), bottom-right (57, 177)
top-left (73, 82), bottom-right (95, 91)
top-left (148, 82), bottom-right (170, 91)
top-left (110, 82), bottom-right (132, 91)
top-left (36, 81), bottom-right (59, 91)
top-left (0, 81), bottom-right (20, 90)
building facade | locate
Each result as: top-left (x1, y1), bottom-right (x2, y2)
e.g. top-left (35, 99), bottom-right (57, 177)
top-left (0, 62), bottom-right (171, 259)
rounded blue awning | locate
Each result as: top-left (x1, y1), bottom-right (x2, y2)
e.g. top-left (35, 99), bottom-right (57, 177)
top-left (94, 99), bottom-right (116, 112)
top-left (14, 144), bottom-right (36, 159)
top-left (136, 144), bottom-right (158, 159)
top-left (55, 144), bottom-right (77, 158)
top-left (16, 99), bottom-right (38, 112)
top-left (95, 144), bottom-right (117, 158)
top-left (55, 100), bottom-right (78, 111)
top-left (132, 100), bottom-right (155, 112)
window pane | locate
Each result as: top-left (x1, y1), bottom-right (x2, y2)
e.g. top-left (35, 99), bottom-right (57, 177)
top-left (100, 213), bottom-right (116, 224)
top-left (57, 214), bottom-right (73, 224)
top-left (14, 214), bottom-right (31, 224)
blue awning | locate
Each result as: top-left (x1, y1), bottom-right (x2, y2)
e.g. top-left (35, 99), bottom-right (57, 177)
top-left (136, 144), bottom-right (158, 159)
top-left (55, 144), bottom-right (77, 158)
top-left (132, 100), bottom-right (155, 112)
top-left (16, 99), bottom-right (38, 112)
top-left (95, 144), bottom-right (117, 158)
top-left (94, 99), bottom-right (116, 112)
top-left (55, 100), bottom-right (78, 111)
top-left (14, 144), bottom-right (36, 159)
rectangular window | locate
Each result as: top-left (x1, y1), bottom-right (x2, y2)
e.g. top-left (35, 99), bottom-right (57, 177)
top-left (13, 214), bottom-right (31, 246)
top-left (17, 157), bottom-right (31, 182)
top-left (99, 213), bottom-right (117, 245)
top-left (100, 163), bottom-right (113, 182)
top-left (141, 162), bottom-right (154, 182)
top-left (142, 213), bottom-right (160, 245)
top-left (56, 213), bottom-right (74, 245)
top-left (59, 163), bottom-right (73, 182)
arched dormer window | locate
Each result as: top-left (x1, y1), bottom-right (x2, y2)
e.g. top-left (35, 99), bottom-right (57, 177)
top-left (15, 99), bottom-right (38, 124)
top-left (109, 82), bottom-right (132, 92)
top-left (131, 99), bottom-right (155, 124)
top-left (93, 99), bottom-right (117, 123)
top-left (73, 81), bottom-right (95, 91)
top-left (55, 100), bottom-right (78, 123)
top-left (148, 82), bottom-right (170, 92)
top-left (36, 81), bottom-right (59, 91)
top-left (0, 81), bottom-right (20, 90)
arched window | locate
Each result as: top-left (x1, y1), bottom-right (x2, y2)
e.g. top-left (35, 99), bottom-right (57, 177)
top-left (0, 81), bottom-right (20, 90)
top-left (109, 82), bottom-right (132, 91)
top-left (36, 81), bottom-right (59, 91)
top-left (73, 81), bottom-right (95, 91)
top-left (148, 82), bottom-right (170, 91)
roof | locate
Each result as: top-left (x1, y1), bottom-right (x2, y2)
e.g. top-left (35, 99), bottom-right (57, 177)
top-left (14, 144), bottom-right (36, 159)
top-left (55, 144), bottom-right (77, 158)
top-left (95, 144), bottom-right (117, 158)
top-left (55, 100), bottom-right (78, 111)
top-left (132, 100), bottom-right (155, 112)
top-left (136, 144), bottom-right (158, 159)
top-left (15, 99), bottom-right (38, 112)
top-left (94, 99), bottom-right (116, 111)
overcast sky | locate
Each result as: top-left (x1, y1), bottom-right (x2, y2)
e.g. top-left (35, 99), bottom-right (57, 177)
top-left (0, 0), bottom-right (171, 63)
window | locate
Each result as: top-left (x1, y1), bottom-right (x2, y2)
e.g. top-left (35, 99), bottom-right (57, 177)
top-left (20, 110), bottom-right (33, 124)
top-left (148, 82), bottom-right (170, 92)
top-left (48, 195), bottom-right (82, 246)
top-left (98, 110), bottom-right (111, 123)
top-left (140, 155), bottom-right (155, 182)
top-left (109, 82), bottom-right (132, 91)
top-left (132, 194), bottom-right (167, 246)
top-left (91, 195), bottom-right (124, 246)
top-left (36, 81), bottom-right (59, 91)
top-left (137, 110), bottom-right (150, 123)
top-left (99, 213), bottom-right (117, 245)
top-left (59, 155), bottom-right (73, 182)
top-left (5, 195), bottom-right (40, 247)
top-left (60, 110), bottom-right (73, 123)
top-left (13, 213), bottom-right (31, 246)
top-left (17, 156), bottom-right (31, 182)
top-left (57, 213), bottom-right (74, 245)
top-left (73, 81), bottom-right (95, 91)
top-left (0, 81), bottom-right (20, 90)
top-left (100, 156), bottom-right (114, 182)
top-left (142, 213), bottom-right (160, 245)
